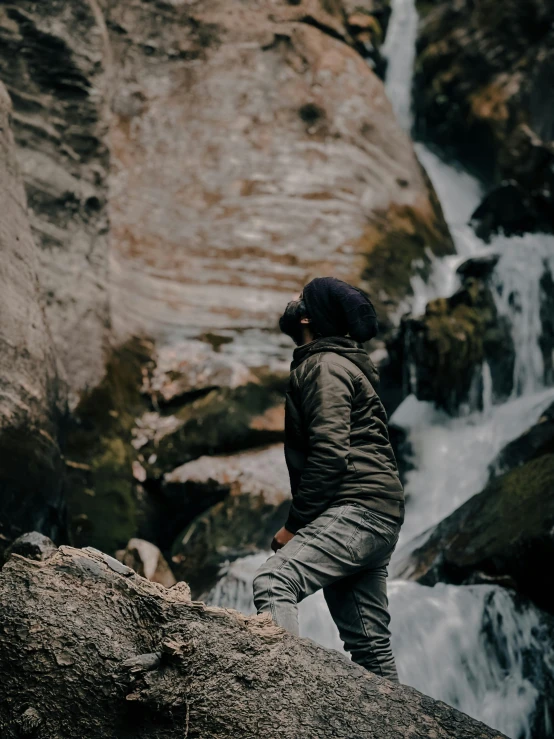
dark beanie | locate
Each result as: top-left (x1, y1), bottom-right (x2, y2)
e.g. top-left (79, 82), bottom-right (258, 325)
top-left (302, 277), bottom-right (378, 342)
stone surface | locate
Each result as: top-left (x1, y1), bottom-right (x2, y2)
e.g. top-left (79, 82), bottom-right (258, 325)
top-left (393, 454), bottom-right (554, 615)
top-left (168, 445), bottom-right (290, 595)
top-left (400, 274), bottom-right (515, 414)
top-left (0, 82), bottom-right (65, 554)
top-left (106, 0), bottom-right (453, 346)
top-left (414, 0), bottom-right (554, 237)
top-left (0, 543), bottom-right (509, 739)
top-left (489, 400), bottom-right (554, 478)
top-left (0, 0), bottom-right (112, 400)
top-left (116, 538), bottom-right (177, 588)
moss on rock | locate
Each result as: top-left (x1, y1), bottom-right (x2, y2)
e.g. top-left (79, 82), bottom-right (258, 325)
top-left (397, 453), bottom-right (554, 614)
top-left (64, 338), bottom-right (155, 554)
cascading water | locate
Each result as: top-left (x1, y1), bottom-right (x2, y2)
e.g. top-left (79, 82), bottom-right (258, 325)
top-left (207, 1), bottom-right (554, 736)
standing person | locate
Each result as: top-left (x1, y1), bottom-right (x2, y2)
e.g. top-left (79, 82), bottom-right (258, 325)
top-left (253, 277), bottom-right (404, 682)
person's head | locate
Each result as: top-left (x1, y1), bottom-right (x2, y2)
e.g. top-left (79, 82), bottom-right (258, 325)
top-left (279, 277), bottom-right (378, 346)
top-left (278, 294), bottom-right (316, 346)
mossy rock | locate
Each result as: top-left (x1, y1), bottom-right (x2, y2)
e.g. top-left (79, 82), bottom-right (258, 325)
top-left (139, 381), bottom-right (285, 478)
top-left (396, 453), bottom-right (554, 614)
top-left (358, 201), bottom-right (454, 336)
top-left (64, 338), bottom-right (154, 554)
top-left (401, 277), bottom-right (514, 413)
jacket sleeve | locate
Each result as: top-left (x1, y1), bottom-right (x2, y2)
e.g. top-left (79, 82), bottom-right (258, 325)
top-left (285, 361), bottom-right (354, 533)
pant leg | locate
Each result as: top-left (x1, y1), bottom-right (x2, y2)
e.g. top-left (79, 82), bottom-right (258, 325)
top-left (252, 504), bottom-right (398, 639)
top-left (324, 565), bottom-right (399, 682)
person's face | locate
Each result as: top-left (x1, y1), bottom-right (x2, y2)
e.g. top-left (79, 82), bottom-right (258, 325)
top-left (279, 297), bottom-right (307, 346)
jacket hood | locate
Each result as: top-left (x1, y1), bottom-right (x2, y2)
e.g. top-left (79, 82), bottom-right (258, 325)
top-left (291, 336), bottom-right (380, 388)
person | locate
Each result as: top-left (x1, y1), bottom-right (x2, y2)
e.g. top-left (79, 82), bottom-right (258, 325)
top-left (253, 276), bottom-right (404, 682)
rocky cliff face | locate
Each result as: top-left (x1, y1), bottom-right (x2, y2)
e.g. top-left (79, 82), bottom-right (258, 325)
top-left (0, 0), bottom-right (456, 556)
top-left (414, 0), bottom-right (554, 237)
top-left (106, 0), bottom-right (453, 347)
top-left (0, 0), bottom-right (111, 401)
top-left (0, 82), bottom-right (65, 553)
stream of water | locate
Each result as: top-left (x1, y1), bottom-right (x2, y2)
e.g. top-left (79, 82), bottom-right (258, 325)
top-left (208, 2), bottom-right (554, 736)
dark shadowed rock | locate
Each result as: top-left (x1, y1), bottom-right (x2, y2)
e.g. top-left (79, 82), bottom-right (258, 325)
top-left (490, 400), bottom-right (554, 477)
top-left (4, 532), bottom-right (57, 563)
top-left (471, 182), bottom-right (553, 242)
top-left (414, 0), bottom-right (554, 236)
top-left (0, 82), bottom-right (65, 555)
top-left (394, 454), bottom-right (554, 615)
top-left (456, 254), bottom-right (500, 282)
top-left (168, 445), bottom-right (290, 596)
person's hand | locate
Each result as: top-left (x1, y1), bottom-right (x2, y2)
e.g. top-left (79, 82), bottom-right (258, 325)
top-left (271, 527), bottom-right (295, 552)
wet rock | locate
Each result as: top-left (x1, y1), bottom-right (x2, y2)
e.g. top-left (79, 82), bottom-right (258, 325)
top-left (0, 0), bottom-right (111, 399)
top-left (116, 538), bottom-right (176, 588)
top-left (401, 275), bottom-right (515, 414)
top-left (489, 400), bottom-right (554, 478)
top-left (456, 254), bottom-right (500, 282)
top-left (414, 0), bottom-right (554, 236)
top-left (471, 182), bottom-right (553, 242)
top-left (169, 445), bottom-right (290, 596)
top-left (343, 0), bottom-right (392, 76)
top-left (540, 266), bottom-right (554, 386)
top-left (394, 453), bottom-right (554, 615)
top-left (0, 82), bottom-right (65, 556)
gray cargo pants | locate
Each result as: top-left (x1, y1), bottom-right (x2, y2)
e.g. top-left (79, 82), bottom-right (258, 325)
top-left (253, 503), bottom-right (401, 682)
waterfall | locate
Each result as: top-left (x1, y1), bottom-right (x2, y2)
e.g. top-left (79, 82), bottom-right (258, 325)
top-left (206, 1), bottom-right (554, 737)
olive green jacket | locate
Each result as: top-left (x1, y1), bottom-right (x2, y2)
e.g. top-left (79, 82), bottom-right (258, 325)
top-left (284, 337), bottom-right (404, 533)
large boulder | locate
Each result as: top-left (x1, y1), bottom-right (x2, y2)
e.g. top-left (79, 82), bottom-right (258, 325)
top-left (116, 538), bottom-right (177, 589)
top-left (106, 0), bottom-right (453, 345)
top-left (0, 543), bottom-right (509, 739)
top-left (0, 82), bottom-right (65, 555)
top-left (394, 453), bottom-right (554, 615)
top-left (414, 0), bottom-right (554, 237)
top-left (0, 1), bottom-right (112, 398)
top-left (168, 445), bottom-right (290, 596)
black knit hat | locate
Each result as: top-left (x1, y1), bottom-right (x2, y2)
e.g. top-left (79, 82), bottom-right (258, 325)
top-left (302, 277), bottom-right (378, 342)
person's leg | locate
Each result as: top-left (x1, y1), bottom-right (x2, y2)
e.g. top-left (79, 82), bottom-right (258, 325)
top-left (253, 504), bottom-right (398, 638)
top-left (324, 564), bottom-right (399, 682)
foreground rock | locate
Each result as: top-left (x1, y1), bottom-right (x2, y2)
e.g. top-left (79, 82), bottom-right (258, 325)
top-left (394, 454), bottom-right (554, 615)
top-left (0, 544), bottom-right (507, 739)
top-left (0, 83), bottom-right (65, 555)
top-left (414, 0), bottom-right (554, 237)
top-left (168, 445), bottom-right (290, 595)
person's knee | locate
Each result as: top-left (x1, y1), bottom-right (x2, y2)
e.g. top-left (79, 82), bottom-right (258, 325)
top-left (252, 565), bottom-right (272, 609)
top-left (253, 557), bottom-right (297, 609)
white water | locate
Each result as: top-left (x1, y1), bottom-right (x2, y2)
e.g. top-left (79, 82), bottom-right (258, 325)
top-left (206, 1), bottom-right (554, 736)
